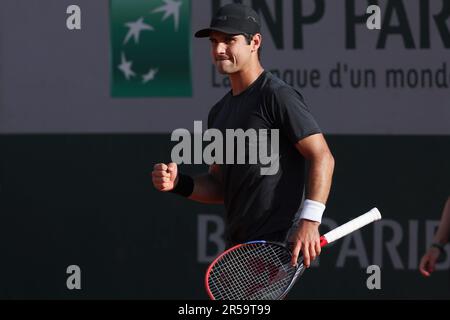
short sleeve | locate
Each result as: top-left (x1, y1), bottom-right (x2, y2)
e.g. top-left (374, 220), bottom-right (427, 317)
top-left (274, 86), bottom-right (322, 144)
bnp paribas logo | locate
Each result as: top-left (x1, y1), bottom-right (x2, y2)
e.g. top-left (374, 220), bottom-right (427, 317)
top-left (110, 0), bottom-right (192, 97)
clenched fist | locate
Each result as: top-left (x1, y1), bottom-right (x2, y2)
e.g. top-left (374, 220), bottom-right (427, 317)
top-left (152, 162), bottom-right (178, 192)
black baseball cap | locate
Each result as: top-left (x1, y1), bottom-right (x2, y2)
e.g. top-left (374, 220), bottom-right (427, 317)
top-left (194, 3), bottom-right (261, 38)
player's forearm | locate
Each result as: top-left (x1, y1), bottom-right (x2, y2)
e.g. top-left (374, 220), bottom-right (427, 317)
top-left (305, 151), bottom-right (335, 204)
top-left (188, 174), bottom-right (224, 204)
top-left (433, 197), bottom-right (450, 244)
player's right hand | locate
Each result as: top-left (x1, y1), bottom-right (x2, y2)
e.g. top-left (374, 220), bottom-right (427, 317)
top-left (288, 219), bottom-right (321, 268)
top-left (152, 163), bottom-right (178, 192)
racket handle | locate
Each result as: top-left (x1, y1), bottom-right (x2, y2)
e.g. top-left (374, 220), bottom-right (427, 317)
top-left (320, 208), bottom-right (382, 246)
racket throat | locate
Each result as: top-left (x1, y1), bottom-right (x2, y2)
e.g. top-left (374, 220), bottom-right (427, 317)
top-left (320, 235), bottom-right (328, 247)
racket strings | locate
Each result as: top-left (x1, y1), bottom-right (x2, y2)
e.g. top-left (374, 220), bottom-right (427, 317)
top-left (208, 243), bottom-right (297, 300)
top-left (248, 245), bottom-right (294, 300)
top-left (213, 245), bottom-right (293, 300)
top-left (209, 249), bottom-right (261, 299)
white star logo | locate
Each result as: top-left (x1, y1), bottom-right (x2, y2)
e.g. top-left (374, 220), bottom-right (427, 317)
top-left (152, 0), bottom-right (182, 31)
top-left (118, 52), bottom-right (136, 80)
top-left (124, 17), bottom-right (154, 44)
top-left (142, 68), bottom-right (159, 83)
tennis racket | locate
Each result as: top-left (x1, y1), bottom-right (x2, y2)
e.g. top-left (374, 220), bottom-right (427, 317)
top-left (205, 207), bottom-right (382, 300)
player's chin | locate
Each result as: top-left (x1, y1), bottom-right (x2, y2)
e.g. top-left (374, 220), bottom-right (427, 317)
top-left (215, 66), bottom-right (230, 75)
top-left (215, 63), bottom-right (234, 74)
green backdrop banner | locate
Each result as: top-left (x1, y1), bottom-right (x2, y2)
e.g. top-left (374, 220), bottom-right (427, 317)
top-left (110, 0), bottom-right (192, 97)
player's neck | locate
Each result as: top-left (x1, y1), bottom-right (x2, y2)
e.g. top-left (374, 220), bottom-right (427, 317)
top-left (229, 63), bottom-right (264, 96)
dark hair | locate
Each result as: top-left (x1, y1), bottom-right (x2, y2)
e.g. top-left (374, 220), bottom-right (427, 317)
top-left (243, 33), bottom-right (261, 60)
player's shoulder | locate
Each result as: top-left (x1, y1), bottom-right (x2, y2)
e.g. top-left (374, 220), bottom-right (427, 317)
top-left (261, 72), bottom-right (305, 102)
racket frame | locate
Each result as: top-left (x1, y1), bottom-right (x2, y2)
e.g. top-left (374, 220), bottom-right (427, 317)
top-left (205, 208), bottom-right (382, 300)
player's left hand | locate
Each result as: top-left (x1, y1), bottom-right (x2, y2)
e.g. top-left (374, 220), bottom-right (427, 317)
top-left (289, 219), bottom-right (321, 268)
top-left (419, 247), bottom-right (441, 277)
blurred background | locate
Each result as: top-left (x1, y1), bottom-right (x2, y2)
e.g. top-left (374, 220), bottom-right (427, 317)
top-left (0, 0), bottom-right (449, 299)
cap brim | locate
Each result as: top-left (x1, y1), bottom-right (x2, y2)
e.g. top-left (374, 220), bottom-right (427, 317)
top-left (194, 26), bottom-right (245, 38)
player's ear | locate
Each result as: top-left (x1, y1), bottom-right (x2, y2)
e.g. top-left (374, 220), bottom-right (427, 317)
top-left (252, 33), bottom-right (262, 51)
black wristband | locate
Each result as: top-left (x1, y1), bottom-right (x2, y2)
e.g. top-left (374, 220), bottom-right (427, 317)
top-left (431, 243), bottom-right (445, 255)
top-left (169, 173), bottom-right (194, 197)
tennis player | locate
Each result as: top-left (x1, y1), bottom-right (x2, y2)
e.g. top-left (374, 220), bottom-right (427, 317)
top-left (152, 3), bottom-right (335, 268)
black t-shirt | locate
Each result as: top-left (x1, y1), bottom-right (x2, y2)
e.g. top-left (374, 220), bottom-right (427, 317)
top-left (207, 71), bottom-right (322, 247)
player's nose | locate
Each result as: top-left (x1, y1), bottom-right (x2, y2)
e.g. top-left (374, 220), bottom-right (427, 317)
top-left (214, 42), bottom-right (227, 56)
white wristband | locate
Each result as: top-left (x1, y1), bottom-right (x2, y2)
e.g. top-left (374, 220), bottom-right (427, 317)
top-left (299, 199), bottom-right (326, 223)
